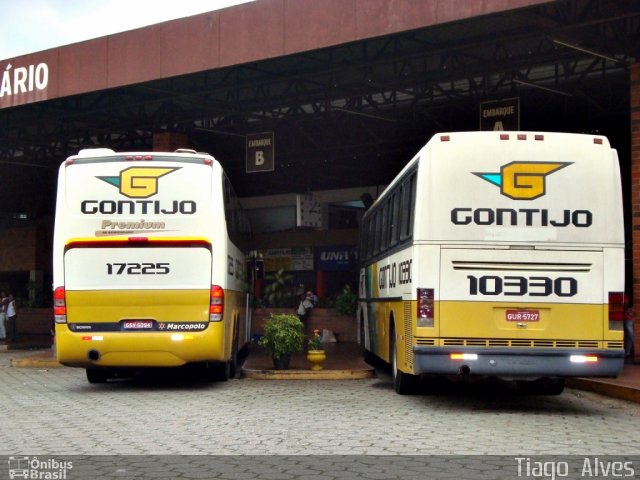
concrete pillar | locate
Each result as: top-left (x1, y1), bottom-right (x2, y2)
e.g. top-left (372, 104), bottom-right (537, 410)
top-left (316, 270), bottom-right (327, 299)
top-left (630, 63), bottom-right (640, 359)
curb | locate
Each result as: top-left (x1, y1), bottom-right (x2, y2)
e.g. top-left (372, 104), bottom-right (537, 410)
top-left (10, 356), bottom-right (62, 369)
top-left (566, 378), bottom-right (640, 404)
top-left (241, 367), bottom-right (375, 380)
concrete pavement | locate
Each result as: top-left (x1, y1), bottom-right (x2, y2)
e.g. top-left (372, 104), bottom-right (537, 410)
top-left (3, 342), bottom-right (640, 403)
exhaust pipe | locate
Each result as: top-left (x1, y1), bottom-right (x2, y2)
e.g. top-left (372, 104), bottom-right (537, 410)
top-left (459, 365), bottom-right (471, 375)
top-left (87, 349), bottom-right (100, 361)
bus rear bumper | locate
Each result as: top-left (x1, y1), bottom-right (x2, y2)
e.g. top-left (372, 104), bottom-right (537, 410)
top-left (412, 347), bottom-right (624, 378)
top-left (55, 323), bottom-right (226, 368)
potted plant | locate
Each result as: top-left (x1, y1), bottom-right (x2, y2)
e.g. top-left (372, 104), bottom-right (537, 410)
top-left (258, 313), bottom-right (305, 369)
top-left (306, 329), bottom-right (326, 371)
top-left (335, 284), bottom-right (357, 316)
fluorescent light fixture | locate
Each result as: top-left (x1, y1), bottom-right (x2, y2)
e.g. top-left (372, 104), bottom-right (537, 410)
top-left (513, 79), bottom-right (573, 97)
top-left (553, 39), bottom-right (624, 65)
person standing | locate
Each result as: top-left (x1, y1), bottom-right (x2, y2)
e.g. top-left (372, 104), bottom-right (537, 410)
top-left (296, 290), bottom-right (318, 323)
top-left (5, 293), bottom-right (16, 342)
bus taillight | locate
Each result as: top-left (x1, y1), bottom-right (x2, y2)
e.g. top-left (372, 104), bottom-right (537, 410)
top-left (210, 285), bottom-right (224, 322)
top-left (53, 286), bottom-right (67, 323)
top-left (417, 288), bottom-right (434, 327)
top-left (608, 291), bottom-right (624, 331)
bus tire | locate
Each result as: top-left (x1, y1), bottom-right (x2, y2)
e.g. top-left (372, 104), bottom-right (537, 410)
top-left (200, 361), bottom-right (229, 382)
top-left (390, 326), bottom-right (418, 395)
top-left (86, 368), bottom-right (108, 384)
top-left (216, 362), bottom-right (231, 382)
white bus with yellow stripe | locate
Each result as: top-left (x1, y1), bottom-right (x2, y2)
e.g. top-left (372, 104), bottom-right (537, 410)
top-left (53, 149), bottom-right (250, 383)
top-left (358, 131), bottom-right (625, 394)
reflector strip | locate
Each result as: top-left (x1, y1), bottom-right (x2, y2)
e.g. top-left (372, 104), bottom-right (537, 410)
top-left (64, 237), bottom-right (211, 251)
top-left (570, 355), bottom-right (598, 363)
top-left (171, 334), bottom-right (194, 341)
top-left (450, 353), bottom-right (478, 361)
top-left (81, 336), bottom-right (104, 341)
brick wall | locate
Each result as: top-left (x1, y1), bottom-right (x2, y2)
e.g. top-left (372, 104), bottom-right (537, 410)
top-left (153, 132), bottom-right (188, 152)
top-left (0, 228), bottom-right (36, 271)
top-left (18, 308), bottom-right (53, 333)
top-left (252, 308), bottom-right (357, 342)
top-left (631, 62), bottom-right (640, 359)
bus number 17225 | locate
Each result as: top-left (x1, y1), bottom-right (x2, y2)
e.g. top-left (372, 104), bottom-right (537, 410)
top-left (106, 262), bottom-right (170, 275)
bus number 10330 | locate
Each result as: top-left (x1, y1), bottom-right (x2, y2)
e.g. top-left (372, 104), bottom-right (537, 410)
top-left (467, 275), bottom-right (577, 297)
top-left (106, 262), bottom-right (170, 275)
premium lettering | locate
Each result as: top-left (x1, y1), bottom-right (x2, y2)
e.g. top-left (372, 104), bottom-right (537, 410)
top-left (101, 219), bottom-right (166, 230)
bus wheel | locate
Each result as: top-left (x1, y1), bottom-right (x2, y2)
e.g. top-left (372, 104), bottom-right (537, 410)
top-left (86, 368), bottom-right (108, 384)
top-left (391, 326), bottom-right (418, 395)
top-left (202, 361), bottom-right (230, 382)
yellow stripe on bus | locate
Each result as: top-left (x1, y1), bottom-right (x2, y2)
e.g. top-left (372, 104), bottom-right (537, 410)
top-left (65, 289), bottom-right (209, 323)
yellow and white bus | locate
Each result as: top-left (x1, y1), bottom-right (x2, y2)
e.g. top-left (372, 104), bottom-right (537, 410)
top-left (53, 148), bottom-right (251, 383)
top-left (358, 131), bottom-right (626, 394)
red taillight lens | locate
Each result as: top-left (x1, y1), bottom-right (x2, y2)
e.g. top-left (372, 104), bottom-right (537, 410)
top-left (210, 285), bottom-right (224, 321)
top-left (53, 287), bottom-right (67, 323)
top-left (608, 291), bottom-right (624, 330)
top-left (417, 288), bottom-right (434, 327)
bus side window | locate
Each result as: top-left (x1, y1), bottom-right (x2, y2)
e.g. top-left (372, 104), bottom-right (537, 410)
top-left (373, 210), bottom-right (381, 255)
top-left (360, 216), bottom-right (369, 262)
top-left (400, 173), bottom-right (417, 241)
top-left (380, 201), bottom-right (389, 252)
top-left (389, 192), bottom-right (399, 248)
top-left (223, 174), bottom-right (249, 247)
top-left (367, 213), bottom-right (375, 260)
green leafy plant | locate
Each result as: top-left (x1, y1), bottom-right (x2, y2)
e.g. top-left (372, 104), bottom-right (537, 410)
top-left (258, 313), bottom-right (305, 359)
top-left (335, 284), bottom-right (357, 316)
top-left (308, 329), bottom-right (323, 351)
top-left (264, 268), bottom-right (294, 307)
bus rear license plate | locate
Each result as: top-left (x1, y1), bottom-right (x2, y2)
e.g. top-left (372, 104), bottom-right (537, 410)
top-left (123, 320), bottom-right (154, 330)
top-left (506, 310), bottom-right (539, 322)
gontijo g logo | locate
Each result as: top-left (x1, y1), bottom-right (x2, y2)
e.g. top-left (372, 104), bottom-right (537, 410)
top-left (98, 167), bottom-right (180, 199)
top-left (474, 161), bottom-right (571, 200)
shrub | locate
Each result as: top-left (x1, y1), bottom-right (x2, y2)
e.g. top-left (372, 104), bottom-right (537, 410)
top-left (258, 313), bottom-right (305, 359)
